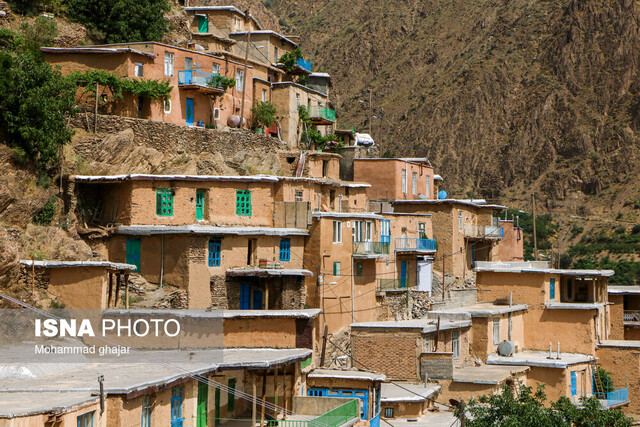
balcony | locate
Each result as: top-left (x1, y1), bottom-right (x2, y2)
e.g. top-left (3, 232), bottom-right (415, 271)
top-left (177, 70), bottom-right (225, 94)
top-left (624, 310), bottom-right (640, 322)
top-left (464, 224), bottom-right (504, 240)
top-left (377, 278), bottom-right (414, 292)
top-left (352, 241), bottom-right (389, 258)
top-left (271, 398), bottom-right (359, 427)
top-left (307, 105), bottom-right (336, 125)
top-left (572, 388), bottom-right (629, 409)
top-left (297, 57), bottom-right (312, 72)
top-left (395, 238), bottom-right (437, 253)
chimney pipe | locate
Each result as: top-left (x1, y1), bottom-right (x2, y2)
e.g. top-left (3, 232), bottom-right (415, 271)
top-left (556, 342), bottom-right (561, 359)
top-left (547, 342), bottom-right (552, 359)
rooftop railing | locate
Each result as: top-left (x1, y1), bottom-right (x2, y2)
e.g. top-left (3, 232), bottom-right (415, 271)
top-left (297, 57), bottom-right (312, 72)
top-left (307, 105), bottom-right (336, 123)
top-left (352, 241), bottom-right (389, 256)
top-left (395, 238), bottom-right (437, 252)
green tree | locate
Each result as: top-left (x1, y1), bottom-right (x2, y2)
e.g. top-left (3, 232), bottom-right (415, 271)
top-left (66, 0), bottom-right (170, 43)
top-left (460, 385), bottom-right (631, 427)
top-left (251, 101), bottom-right (277, 128)
top-left (0, 29), bottom-right (76, 176)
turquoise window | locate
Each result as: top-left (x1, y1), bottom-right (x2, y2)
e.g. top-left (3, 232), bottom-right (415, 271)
top-left (550, 278), bottom-right (556, 300)
top-left (236, 190), bottom-right (251, 216)
top-left (156, 188), bottom-right (173, 216)
top-left (279, 238), bottom-right (291, 262)
top-left (208, 239), bottom-right (221, 267)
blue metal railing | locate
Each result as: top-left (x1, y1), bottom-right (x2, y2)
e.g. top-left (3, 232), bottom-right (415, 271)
top-left (297, 57), bottom-right (312, 72)
top-left (370, 411), bottom-right (381, 427)
top-left (395, 238), bottom-right (437, 251)
top-left (593, 388), bottom-right (629, 408)
top-left (177, 70), bottom-right (222, 89)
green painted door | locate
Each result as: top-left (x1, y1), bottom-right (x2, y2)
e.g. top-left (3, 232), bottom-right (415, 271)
top-left (198, 15), bottom-right (209, 33)
top-left (125, 238), bottom-right (141, 272)
top-left (197, 382), bottom-right (208, 427)
top-left (215, 387), bottom-right (221, 426)
top-left (196, 190), bottom-right (205, 220)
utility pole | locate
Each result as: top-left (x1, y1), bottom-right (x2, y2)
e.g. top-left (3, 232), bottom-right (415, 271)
top-left (368, 88), bottom-right (373, 136)
top-left (532, 193), bottom-right (538, 261)
top-left (239, 9), bottom-right (251, 129)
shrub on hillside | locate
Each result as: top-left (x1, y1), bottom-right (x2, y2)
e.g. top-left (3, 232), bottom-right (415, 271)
top-left (66, 0), bottom-right (170, 43)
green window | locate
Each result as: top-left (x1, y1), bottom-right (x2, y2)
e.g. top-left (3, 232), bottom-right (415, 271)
top-left (198, 15), bottom-right (209, 33)
top-left (196, 190), bottom-right (205, 220)
top-left (236, 190), bottom-right (251, 216)
top-left (333, 262), bottom-right (341, 276)
top-left (156, 189), bottom-right (173, 216)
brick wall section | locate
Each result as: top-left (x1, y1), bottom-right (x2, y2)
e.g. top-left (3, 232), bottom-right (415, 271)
top-left (420, 352), bottom-right (453, 380)
top-left (71, 113), bottom-right (286, 158)
top-left (351, 330), bottom-right (420, 380)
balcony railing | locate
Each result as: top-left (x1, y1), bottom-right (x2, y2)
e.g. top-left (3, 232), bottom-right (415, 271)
top-left (395, 238), bottom-right (437, 252)
top-left (353, 241), bottom-right (389, 256)
top-left (297, 57), bottom-right (312, 72)
top-left (307, 105), bottom-right (336, 123)
top-left (464, 224), bottom-right (504, 239)
top-left (377, 278), bottom-right (413, 291)
top-left (270, 399), bottom-right (359, 427)
top-left (177, 70), bottom-right (223, 90)
top-left (624, 310), bottom-right (640, 322)
top-left (573, 388), bottom-right (630, 409)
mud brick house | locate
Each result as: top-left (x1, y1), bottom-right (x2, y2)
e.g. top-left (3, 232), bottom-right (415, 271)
top-left (43, 42), bottom-right (253, 129)
top-left (393, 199), bottom-right (514, 279)
top-left (353, 158), bottom-right (437, 201)
top-left (18, 260), bottom-right (137, 309)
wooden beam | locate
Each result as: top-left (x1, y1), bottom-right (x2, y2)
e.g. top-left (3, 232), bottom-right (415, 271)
top-left (252, 375), bottom-right (257, 427)
top-left (124, 273), bottom-right (130, 309)
top-left (107, 272), bottom-right (113, 308)
top-left (260, 370), bottom-right (267, 427)
top-left (114, 273), bottom-right (121, 308)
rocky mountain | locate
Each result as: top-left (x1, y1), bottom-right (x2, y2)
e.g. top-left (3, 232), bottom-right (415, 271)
top-left (259, 0), bottom-right (640, 209)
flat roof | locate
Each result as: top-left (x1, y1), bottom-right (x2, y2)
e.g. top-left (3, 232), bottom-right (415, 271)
top-left (380, 383), bottom-right (440, 402)
top-left (226, 268), bottom-right (313, 277)
top-left (486, 351), bottom-right (595, 368)
top-left (271, 81), bottom-right (327, 98)
top-left (307, 369), bottom-right (386, 382)
top-left (279, 176), bottom-right (370, 188)
top-left (452, 365), bottom-right (529, 385)
top-left (544, 302), bottom-right (604, 310)
top-left (0, 347), bottom-right (310, 417)
top-left (230, 30), bottom-right (298, 47)
top-left (182, 6), bottom-right (263, 30)
top-left (74, 174), bottom-right (280, 183)
top-left (41, 46), bottom-right (155, 58)
top-left (392, 199), bottom-right (507, 210)
top-left (430, 303), bottom-right (528, 318)
top-left (598, 340), bottom-right (640, 349)
top-left (117, 225), bottom-right (309, 237)
top-left (309, 72), bottom-right (331, 78)
top-left (381, 212), bottom-right (432, 217)
top-left (312, 212), bottom-right (383, 220)
top-left (351, 318), bottom-right (471, 333)
top-left (19, 260), bottom-right (137, 271)
top-left (475, 261), bottom-right (615, 277)
top-left (608, 286), bottom-right (640, 295)
top-left (103, 308), bottom-right (321, 319)
top-left (353, 158), bottom-right (433, 168)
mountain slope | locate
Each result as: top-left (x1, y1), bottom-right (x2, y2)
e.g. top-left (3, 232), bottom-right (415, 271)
top-left (261, 0), bottom-right (640, 207)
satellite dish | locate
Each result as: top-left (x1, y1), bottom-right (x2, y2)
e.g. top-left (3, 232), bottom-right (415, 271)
top-left (438, 190), bottom-right (447, 199)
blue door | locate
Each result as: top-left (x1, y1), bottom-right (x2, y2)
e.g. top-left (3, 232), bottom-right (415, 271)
top-left (185, 58), bottom-right (193, 83)
top-left (252, 289), bottom-right (263, 309)
top-left (186, 98), bottom-right (194, 126)
top-left (400, 261), bottom-right (407, 288)
top-left (125, 238), bottom-right (141, 272)
top-left (571, 371), bottom-right (577, 396)
top-left (240, 284), bottom-right (250, 310)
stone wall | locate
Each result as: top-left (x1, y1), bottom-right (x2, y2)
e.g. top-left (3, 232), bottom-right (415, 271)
top-left (71, 113), bottom-right (288, 159)
top-left (420, 352), bottom-right (453, 380)
top-left (18, 265), bottom-right (50, 290)
top-left (376, 290), bottom-right (433, 321)
top-left (210, 275), bottom-right (229, 309)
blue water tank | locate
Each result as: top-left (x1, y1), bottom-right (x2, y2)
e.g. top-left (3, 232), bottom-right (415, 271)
top-left (438, 190), bottom-right (447, 199)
